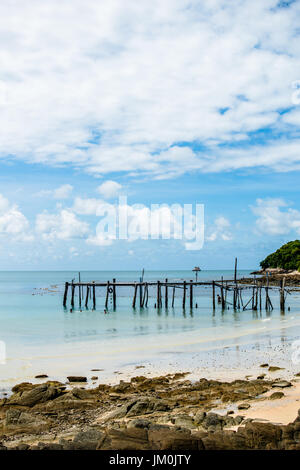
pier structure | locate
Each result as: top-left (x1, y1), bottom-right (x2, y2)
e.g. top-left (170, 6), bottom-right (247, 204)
top-left (63, 275), bottom-right (294, 313)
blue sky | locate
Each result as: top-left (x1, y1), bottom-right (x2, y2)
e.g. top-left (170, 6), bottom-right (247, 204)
top-left (0, 0), bottom-right (300, 270)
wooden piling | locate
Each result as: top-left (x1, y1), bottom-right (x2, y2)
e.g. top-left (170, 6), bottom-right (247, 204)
top-left (212, 281), bottom-right (215, 310)
top-left (85, 285), bottom-right (89, 308)
top-left (172, 286), bottom-right (175, 307)
top-left (112, 278), bottom-right (116, 310)
top-left (93, 284), bottom-right (96, 309)
top-left (190, 280), bottom-right (193, 309)
top-left (63, 282), bottom-right (69, 307)
top-left (139, 278), bottom-right (143, 308)
top-left (183, 281), bottom-right (186, 308)
top-left (280, 278), bottom-right (286, 312)
top-left (165, 279), bottom-right (168, 308)
top-left (132, 284), bottom-right (138, 308)
top-left (71, 283), bottom-right (75, 308)
top-left (221, 277), bottom-right (225, 310)
top-left (78, 272), bottom-right (81, 308)
top-left (105, 281), bottom-right (110, 309)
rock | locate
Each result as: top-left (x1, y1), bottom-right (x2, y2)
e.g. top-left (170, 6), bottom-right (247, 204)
top-left (194, 410), bottom-right (206, 425)
top-left (272, 381), bottom-right (291, 388)
top-left (234, 415), bottom-right (244, 425)
top-left (257, 375), bottom-right (265, 380)
top-left (127, 419), bottom-right (151, 429)
top-left (269, 392), bottom-right (285, 400)
top-left (173, 414), bottom-right (195, 429)
top-left (91, 376), bottom-right (98, 380)
top-left (126, 398), bottom-right (169, 417)
top-left (202, 412), bottom-right (223, 429)
top-left (35, 374), bottom-right (48, 379)
top-left (238, 403), bottom-right (250, 410)
top-left (8, 384), bottom-right (63, 407)
top-left (295, 372), bottom-right (300, 377)
top-left (72, 428), bottom-right (104, 450)
top-left (268, 366), bottom-right (283, 372)
top-left (5, 409), bottom-right (49, 432)
top-left (67, 376), bottom-right (87, 383)
top-left (16, 443), bottom-right (30, 450)
top-left (260, 364), bottom-right (269, 368)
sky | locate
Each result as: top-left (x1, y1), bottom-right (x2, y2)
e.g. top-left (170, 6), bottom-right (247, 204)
top-left (0, 0), bottom-right (300, 270)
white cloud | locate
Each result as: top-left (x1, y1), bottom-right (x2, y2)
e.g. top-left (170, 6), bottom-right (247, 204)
top-left (73, 197), bottom-right (111, 215)
top-left (36, 209), bottom-right (89, 240)
top-left (0, 194), bottom-right (31, 240)
top-left (53, 184), bottom-right (73, 199)
top-left (97, 180), bottom-right (122, 199)
top-left (252, 198), bottom-right (300, 235)
top-left (0, 1), bottom-right (299, 178)
top-left (206, 216), bottom-right (232, 241)
top-left (37, 184), bottom-right (73, 199)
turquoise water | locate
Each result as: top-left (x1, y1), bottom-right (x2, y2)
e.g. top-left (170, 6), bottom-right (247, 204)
top-left (0, 270), bottom-right (300, 392)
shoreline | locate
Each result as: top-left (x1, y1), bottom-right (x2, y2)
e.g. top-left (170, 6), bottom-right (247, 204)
top-left (1, 367), bottom-right (300, 450)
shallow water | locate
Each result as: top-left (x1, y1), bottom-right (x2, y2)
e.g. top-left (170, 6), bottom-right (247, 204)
top-left (0, 270), bottom-right (300, 392)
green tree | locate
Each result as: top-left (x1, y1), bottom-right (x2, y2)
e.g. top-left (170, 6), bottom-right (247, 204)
top-left (260, 240), bottom-right (300, 271)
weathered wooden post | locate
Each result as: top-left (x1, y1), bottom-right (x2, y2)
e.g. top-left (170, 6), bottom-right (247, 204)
top-left (85, 285), bottom-right (89, 308)
top-left (172, 286), bottom-right (175, 307)
top-left (78, 272), bottom-right (81, 308)
top-left (265, 274), bottom-right (269, 310)
top-left (165, 279), bottom-right (168, 308)
top-left (145, 283), bottom-right (149, 307)
top-left (212, 281), bottom-right (216, 310)
top-left (93, 284), bottom-right (96, 309)
top-left (190, 280), bottom-right (193, 309)
top-left (71, 283), bottom-right (75, 308)
top-left (132, 284), bottom-right (138, 308)
top-left (183, 281), bottom-right (186, 308)
top-left (63, 282), bottom-right (69, 307)
top-left (105, 281), bottom-right (110, 309)
top-left (139, 277), bottom-right (143, 308)
top-left (157, 281), bottom-right (161, 308)
top-left (280, 278), bottom-right (286, 313)
top-left (221, 277), bottom-right (225, 310)
top-left (112, 278), bottom-right (116, 310)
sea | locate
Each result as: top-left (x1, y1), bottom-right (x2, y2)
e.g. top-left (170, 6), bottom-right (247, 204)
top-left (0, 270), bottom-right (300, 394)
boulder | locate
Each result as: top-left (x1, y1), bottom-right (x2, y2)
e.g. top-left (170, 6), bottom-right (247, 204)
top-left (238, 403), bottom-right (250, 410)
top-left (269, 392), bottom-right (285, 400)
top-left (272, 381), bottom-right (291, 388)
top-left (67, 376), bottom-right (87, 383)
top-left (8, 384), bottom-right (63, 407)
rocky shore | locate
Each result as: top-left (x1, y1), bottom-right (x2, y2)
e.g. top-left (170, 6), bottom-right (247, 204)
top-left (240, 268), bottom-right (300, 287)
top-left (1, 372), bottom-right (300, 450)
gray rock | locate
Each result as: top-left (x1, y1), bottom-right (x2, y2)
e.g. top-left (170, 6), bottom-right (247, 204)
top-left (238, 403), bottom-right (250, 410)
top-left (67, 376), bottom-right (87, 383)
top-left (127, 419), bottom-right (151, 429)
top-left (272, 381), bottom-right (291, 388)
top-left (9, 384), bottom-right (62, 407)
top-left (173, 414), bottom-right (195, 429)
top-left (194, 410), bottom-right (206, 425)
top-left (203, 412), bottom-right (223, 429)
top-left (72, 427), bottom-right (104, 450)
top-left (234, 415), bottom-right (244, 425)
